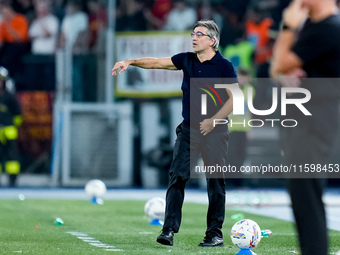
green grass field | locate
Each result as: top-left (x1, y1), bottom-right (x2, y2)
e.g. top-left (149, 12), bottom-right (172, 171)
top-left (1, 199), bottom-right (340, 255)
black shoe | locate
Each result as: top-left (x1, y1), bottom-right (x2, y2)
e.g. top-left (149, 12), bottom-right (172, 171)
top-left (198, 236), bottom-right (224, 247)
top-left (156, 228), bottom-right (174, 246)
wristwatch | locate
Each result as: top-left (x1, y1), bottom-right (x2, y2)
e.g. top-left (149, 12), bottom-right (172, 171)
top-left (281, 23), bottom-right (297, 32)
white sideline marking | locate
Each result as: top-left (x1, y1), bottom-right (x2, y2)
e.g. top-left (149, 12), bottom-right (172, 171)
top-left (88, 241), bottom-right (102, 245)
top-left (91, 244), bottom-right (116, 248)
top-left (77, 236), bottom-right (95, 240)
top-left (66, 231), bottom-right (122, 252)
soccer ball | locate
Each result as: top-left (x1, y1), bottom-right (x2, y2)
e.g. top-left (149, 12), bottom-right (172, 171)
top-left (85, 179), bottom-right (107, 198)
top-left (144, 197), bottom-right (166, 221)
top-left (230, 219), bottom-right (261, 249)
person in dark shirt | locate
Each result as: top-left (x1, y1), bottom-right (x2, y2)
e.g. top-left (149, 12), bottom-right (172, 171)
top-left (116, 0), bottom-right (147, 32)
top-left (112, 20), bottom-right (238, 247)
top-left (271, 0), bottom-right (340, 254)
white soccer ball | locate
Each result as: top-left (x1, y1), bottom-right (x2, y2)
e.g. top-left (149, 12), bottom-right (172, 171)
top-left (85, 179), bottom-right (107, 198)
top-left (144, 197), bottom-right (166, 221)
top-left (230, 219), bottom-right (262, 249)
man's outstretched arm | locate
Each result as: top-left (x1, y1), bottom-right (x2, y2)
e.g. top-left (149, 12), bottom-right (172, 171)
top-left (112, 57), bottom-right (177, 75)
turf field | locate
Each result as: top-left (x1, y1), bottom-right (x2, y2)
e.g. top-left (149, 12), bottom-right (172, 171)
top-left (1, 199), bottom-right (340, 255)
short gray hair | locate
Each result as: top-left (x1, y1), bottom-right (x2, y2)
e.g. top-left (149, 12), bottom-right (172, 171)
top-left (193, 20), bottom-right (220, 51)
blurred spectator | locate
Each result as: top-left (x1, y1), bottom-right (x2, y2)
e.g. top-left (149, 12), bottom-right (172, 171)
top-left (196, 2), bottom-right (211, 21)
top-left (59, 0), bottom-right (89, 101)
top-left (144, 0), bottom-right (172, 30)
top-left (29, 0), bottom-right (59, 55)
top-left (87, 0), bottom-right (107, 50)
top-left (59, 0), bottom-right (88, 54)
top-left (211, 0), bottom-right (249, 48)
top-left (23, 0), bottom-right (59, 91)
top-left (222, 0), bottom-right (250, 21)
top-left (245, 6), bottom-right (274, 109)
top-left (13, 0), bottom-right (35, 24)
top-left (223, 40), bottom-right (254, 75)
top-left (217, 6), bottom-right (244, 48)
top-left (116, 0), bottom-right (147, 32)
top-left (0, 0), bottom-right (30, 83)
top-left (59, 0), bottom-right (96, 102)
top-left (163, 0), bottom-right (196, 31)
top-left (245, 7), bottom-right (273, 67)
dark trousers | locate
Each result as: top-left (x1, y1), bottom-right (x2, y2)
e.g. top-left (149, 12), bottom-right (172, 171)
top-left (163, 122), bottom-right (229, 238)
top-left (281, 126), bottom-right (332, 255)
top-left (287, 178), bottom-right (327, 255)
